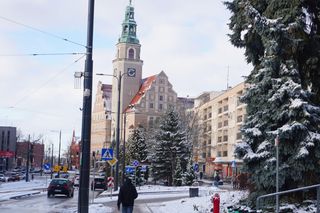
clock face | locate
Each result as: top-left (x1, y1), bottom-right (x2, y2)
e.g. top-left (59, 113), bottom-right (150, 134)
top-left (127, 68), bottom-right (136, 77)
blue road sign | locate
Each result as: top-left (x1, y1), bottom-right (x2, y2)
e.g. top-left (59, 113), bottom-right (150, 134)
top-left (141, 165), bottom-right (147, 172)
top-left (231, 160), bottom-right (236, 168)
top-left (125, 166), bottom-right (135, 174)
top-left (132, 160), bottom-right (139, 167)
top-left (43, 163), bottom-right (51, 170)
top-left (101, 148), bottom-right (113, 161)
top-left (194, 163), bottom-right (199, 172)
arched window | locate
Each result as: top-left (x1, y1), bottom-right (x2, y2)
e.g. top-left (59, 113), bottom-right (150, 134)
top-left (128, 48), bottom-right (134, 59)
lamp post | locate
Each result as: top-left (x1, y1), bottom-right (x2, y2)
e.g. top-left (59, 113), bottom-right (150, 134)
top-left (96, 71), bottom-right (127, 191)
top-left (51, 130), bottom-right (62, 178)
top-left (51, 144), bottom-right (54, 179)
top-left (78, 0), bottom-right (95, 212)
top-left (275, 135), bottom-right (280, 213)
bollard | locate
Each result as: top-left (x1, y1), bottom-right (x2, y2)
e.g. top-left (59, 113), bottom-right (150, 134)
top-left (212, 193), bottom-right (220, 213)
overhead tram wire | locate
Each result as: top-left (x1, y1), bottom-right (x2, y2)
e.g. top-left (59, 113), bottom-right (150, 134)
top-left (0, 52), bottom-right (87, 57)
top-left (0, 15), bottom-right (87, 48)
top-left (11, 54), bottom-right (86, 107)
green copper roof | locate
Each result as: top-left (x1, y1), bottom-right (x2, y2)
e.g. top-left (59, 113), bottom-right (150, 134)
top-left (119, 3), bottom-right (139, 44)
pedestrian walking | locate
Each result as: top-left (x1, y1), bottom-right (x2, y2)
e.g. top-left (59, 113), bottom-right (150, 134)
top-left (117, 178), bottom-right (138, 213)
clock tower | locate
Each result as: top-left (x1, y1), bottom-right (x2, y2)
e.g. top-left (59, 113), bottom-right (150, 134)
top-left (111, 1), bottom-right (143, 135)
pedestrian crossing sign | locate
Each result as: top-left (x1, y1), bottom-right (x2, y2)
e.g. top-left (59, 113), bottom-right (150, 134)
top-left (101, 148), bottom-right (113, 161)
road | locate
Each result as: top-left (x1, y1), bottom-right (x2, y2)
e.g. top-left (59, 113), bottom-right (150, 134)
top-left (0, 187), bottom-right (102, 213)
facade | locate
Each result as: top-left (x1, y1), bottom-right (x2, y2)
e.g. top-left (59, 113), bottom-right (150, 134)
top-left (0, 126), bottom-right (16, 171)
top-left (91, 82), bottom-right (112, 158)
top-left (16, 141), bottom-right (44, 169)
top-left (193, 82), bottom-right (247, 178)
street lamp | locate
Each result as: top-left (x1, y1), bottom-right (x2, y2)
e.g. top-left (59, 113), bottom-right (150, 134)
top-left (96, 71), bottom-right (127, 191)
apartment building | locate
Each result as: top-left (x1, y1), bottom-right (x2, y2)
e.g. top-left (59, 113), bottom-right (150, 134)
top-left (0, 126), bottom-right (16, 171)
top-left (194, 82), bottom-right (247, 178)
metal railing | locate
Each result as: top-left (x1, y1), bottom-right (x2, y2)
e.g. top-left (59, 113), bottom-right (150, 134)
top-left (256, 184), bottom-right (320, 213)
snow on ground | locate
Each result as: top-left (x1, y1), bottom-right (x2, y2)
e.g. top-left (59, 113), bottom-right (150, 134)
top-left (95, 185), bottom-right (248, 213)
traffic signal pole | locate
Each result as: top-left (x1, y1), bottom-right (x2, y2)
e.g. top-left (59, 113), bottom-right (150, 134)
top-left (78, 0), bottom-right (95, 212)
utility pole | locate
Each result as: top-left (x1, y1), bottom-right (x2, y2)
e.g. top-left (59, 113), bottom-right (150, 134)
top-left (26, 135), bottom-right (30, 182)
top-left (51, 144), bottom-right (54, 179)
top-left (115, 72), bottom-right (122, 191)
top-left (57, 130), bottom-right (61, 178)
top-left (78, 0), bottom-right (95, 212)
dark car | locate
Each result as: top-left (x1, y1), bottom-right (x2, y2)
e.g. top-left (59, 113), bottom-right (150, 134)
top-left (8, 173), bottom-right (20, 182)
top-left (47, 178), bottom-right (74, 198)
top-left (91, 177), bottom-right (107, 191)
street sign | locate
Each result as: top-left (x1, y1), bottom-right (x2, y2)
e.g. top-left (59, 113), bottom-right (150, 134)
top-left (132, 160), bottom-right (139, 167)
top-left (141, 165), bottom-right (147, 172)
top-left (231, 160), bottom-right (236, 168)
top-left (125, 166), bottom-right (135, 174)
top-left (101, 148), bottom-right (113, 161)
top-left (43, 163), bottom-right (51, 170)
top-left (107, 157), bottom-right (118, 166)
top-left (53, 165), bottom-right (61, 172)
top-left (107, 177), bottom-right (114, 188)
top-left (194, 163), bottom-right (199, 172)
top-left (62, 165), bottom-right (68, 172)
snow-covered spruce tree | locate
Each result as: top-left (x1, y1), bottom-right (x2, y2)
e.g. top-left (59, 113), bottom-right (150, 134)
top-left (174, 158), bottom-right (183, 186)
top-left (127, 125), bottom-right (148, 164)
top-left (184, 158), bottom-right (196, 186)
top-left (151, 108), bottom-right (188, 186)
top-left (225, 0), bottom-right (320, 205)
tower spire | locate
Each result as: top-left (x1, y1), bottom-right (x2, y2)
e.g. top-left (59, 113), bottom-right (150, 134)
top-left (118, 1), bottom-right (139, 44)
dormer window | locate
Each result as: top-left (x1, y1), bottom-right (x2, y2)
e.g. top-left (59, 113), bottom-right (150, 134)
top-left (128, 48), bottom-right (135, 59)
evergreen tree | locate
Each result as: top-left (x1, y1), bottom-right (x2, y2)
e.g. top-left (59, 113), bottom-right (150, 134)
top-left (127, 125), bottom-right (148, 164)
top-left (151, 108), bottom-right (188, 186)
top-left (226, 0), bottom-right (320, 205)
top-left (184, 158), bottom-right (196, 186)
top-left (173, 158), bottom-right (183, 186)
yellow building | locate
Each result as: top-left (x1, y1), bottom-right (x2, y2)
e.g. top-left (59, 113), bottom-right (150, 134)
top-left (90, 82), bottom-right (112, 159)
top-left (194, 82), bottom-right (247, 179)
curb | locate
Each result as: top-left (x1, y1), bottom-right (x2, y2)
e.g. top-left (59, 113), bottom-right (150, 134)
top-left (10, 191), bottom-right (41, 199)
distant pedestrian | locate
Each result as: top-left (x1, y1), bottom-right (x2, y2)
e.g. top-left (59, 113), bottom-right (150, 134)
top-left (213, 174), bottom-right (220, 186)
top-left (117, 178), bottom-right (138, 213)
top-left (199, 171), bottom-right (203, 180)
top-left (31, 174), bottom-right (34, 181)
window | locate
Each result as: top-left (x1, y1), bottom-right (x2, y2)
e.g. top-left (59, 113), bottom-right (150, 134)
top-left (209, 113), bottom-right (212, 118)
top-left (223, 120), bottom-right (228, 126)
top-left (223, 151), bottom-right (228, 157)
top-left (159, 79), bottom-right (165, 84)
top-left (208, 139), bottom-right (211, 144)
top-left (218, 122), bottom-right (222, 128)
top-left (159, 95), bottom-right (163, 101)
top-left (202, 152), bottom-right (206, 158)
top-left (237, 115), bottom-right (243, 123)
top-left (149, 103), bottom-right (154, 108)
top-left (159, 104), bottom-right (163, 110)
top-left (218, 137), bottom-right (222, 142)
top-left (236, 132), bottom-right (242, 140)
top-left (159, 87), bottom-right (164, 93)
top-left (223, 136), bottom-right (228, 142)
top-left (217, 151), bottom-right (222, 157)
top-left (223, 105), bottom-right (229, 112)
top-left (218, 108), bottom-right (222, 114)
top-left (128, 48), bottom-right (134, 59)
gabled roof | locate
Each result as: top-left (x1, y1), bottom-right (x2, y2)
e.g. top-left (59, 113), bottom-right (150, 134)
top-left (125, 74), bottom-right (157, 112)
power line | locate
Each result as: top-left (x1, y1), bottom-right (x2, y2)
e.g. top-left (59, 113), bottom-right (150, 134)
top-left (0, 15), bottom-right (87, 48)
top-left (11, 54), bottom-right (86, 107)
top-left (0, 52), bottom-right (86, 57)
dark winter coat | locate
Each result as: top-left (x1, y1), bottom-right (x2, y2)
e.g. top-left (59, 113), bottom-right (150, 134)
top-left (117, 178), bottom-right (138, 207)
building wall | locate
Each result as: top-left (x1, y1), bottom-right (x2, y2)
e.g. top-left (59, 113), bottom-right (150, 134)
top-left (91, 82), bottom-right (112, 158)
top-left (194, 82), bottom-right (247, 178)
top-left (16, 141), bottom-right (44, 169)
top-left (0, 126), bottom-right (16, 171)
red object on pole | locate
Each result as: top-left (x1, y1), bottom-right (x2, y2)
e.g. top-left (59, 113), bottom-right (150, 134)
top-left (212, 193), bottom-right (220, 213)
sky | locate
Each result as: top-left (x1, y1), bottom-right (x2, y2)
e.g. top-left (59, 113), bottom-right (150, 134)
top-left (0, 0), bottom-right (251, 155)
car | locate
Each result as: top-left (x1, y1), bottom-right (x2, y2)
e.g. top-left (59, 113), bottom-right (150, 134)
top-left (0, 174), bottom-right (6, 182)
top-left (47, 178), bottom-right (74, 198)
top-left (91, 177), bottom-right (107, 191)
top-left (74, 176), bottom-right (80, 187)
top-left (8, 173), bottom-right (20, 182)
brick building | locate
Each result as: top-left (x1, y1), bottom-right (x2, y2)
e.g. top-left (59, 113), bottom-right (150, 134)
top-left (16, 141), bottom-right (44, 169)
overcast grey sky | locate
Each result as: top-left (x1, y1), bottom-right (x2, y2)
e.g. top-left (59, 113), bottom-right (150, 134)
top-left (0, 0), bottom-right (251, 154)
